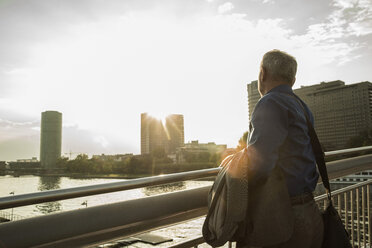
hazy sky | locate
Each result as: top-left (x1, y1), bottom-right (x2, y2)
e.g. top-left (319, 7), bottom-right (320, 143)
top-left (0, 0), bottom-right (371, 161)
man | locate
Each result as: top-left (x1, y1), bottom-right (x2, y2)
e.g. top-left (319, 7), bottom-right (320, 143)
top-left (244, 50), bottom-right (324, 248)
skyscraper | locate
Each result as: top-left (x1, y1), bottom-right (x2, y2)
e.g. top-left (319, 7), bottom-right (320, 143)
top-left (40, 111), bottom-right (62, 169)
top-left (247, 80), bottom-right (260, 122)
top-left (141, 113), bottom-right (184, 155)
top-left (165, 114), bottom-right (184, 154)
top-left (141, 113), bottom-right (167, 155)
top-left (247, 80), bottom-right (372, 150)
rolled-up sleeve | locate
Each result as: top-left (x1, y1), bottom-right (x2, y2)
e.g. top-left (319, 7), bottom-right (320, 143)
top-left (247, 97), bottom-right (289, 183)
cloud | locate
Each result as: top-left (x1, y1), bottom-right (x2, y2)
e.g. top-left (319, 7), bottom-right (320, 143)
top-left (0, 118), bottom-right (39, 142)
top-left (0, 118), bottom-right (40, 161)
top-left (0, 137), bottom-right (39, 161)
top-left (93, 136), bottom-right (109, 148)
top-left (62, 125), bottom-right (135, 158)
top-left (287, 0), bottom-right (372, 65)
top-left (218, 2), bottom-right (234, 14)
top-left (0, 0), bottom-right (371, 160)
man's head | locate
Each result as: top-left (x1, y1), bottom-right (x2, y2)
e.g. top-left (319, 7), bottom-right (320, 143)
top-left (258, 49), bottom-right (297, 96)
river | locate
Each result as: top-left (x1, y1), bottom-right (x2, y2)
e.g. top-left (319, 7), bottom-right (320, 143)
top-left (0, 175), bottom-right (214, 247)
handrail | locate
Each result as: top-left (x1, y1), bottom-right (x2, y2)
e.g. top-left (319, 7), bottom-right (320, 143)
top-left (0, 167), bottom-right (218, 210)
top-left (324, 145), bottom-right (372, 156)
top-left (0, 145), bottom-right (372, 210)
top-left (0, 187), bottom-right (210, 248)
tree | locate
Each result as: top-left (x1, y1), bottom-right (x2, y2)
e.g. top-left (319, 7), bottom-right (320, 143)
top-left (67, 153), bottom-right (90, 173)
top-left (56, 157), bottom-right (68, 169)
top-left (75, 154), bottom-right (89, 161)
top-left (151, 146), bottom-right (166, 159)
top-left (198, 152), bottom-right (211, 162)
top-left (237, 131), bottom-right (249, 151)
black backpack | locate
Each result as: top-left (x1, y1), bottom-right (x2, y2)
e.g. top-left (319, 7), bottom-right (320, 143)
top-left (202, 148), bottom-right (249, 247)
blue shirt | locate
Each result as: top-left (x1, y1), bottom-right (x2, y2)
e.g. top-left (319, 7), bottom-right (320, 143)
top-left (247, 84), bottom-right (319, 197)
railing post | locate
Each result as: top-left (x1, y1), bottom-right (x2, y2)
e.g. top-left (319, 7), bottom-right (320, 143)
top-left (368, 185), bottom-right (371, 246)
top-left (350, 190), bottom-right (354, 246)
top-left (356, 188), bottom-right (360, 247)
top-left (344, 192), bottom-right (349, 234)
top-left (337, 194), bottom-right (342, 217)
top-left (362, 186), bottom-right (366, 248)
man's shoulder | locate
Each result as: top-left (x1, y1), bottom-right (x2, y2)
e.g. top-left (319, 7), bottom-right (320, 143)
top-left (255, 92), bottom-right (289, 111)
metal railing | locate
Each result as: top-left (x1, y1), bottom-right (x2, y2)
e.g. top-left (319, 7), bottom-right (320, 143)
top-left (316, 180), bottom-right (371, 248)
top-left (170, 180), bottom-right (372, 248)
top-left (0, 210), bottom-right (24, 222)
top-left (0, 146), bottom-right (371, 247)
top-left (325, 145), bottom-right (372, 157)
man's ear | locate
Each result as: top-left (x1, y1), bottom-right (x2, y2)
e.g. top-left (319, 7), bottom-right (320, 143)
top-left (259, 66), bottom-right (266, 82)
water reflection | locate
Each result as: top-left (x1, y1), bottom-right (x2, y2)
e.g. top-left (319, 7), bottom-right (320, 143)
top-left (35, 177), bottom-right (62, 215)
top-left (38, 176), bottom-right (61, 191)
top-left (143, 182), bottom-right (186, 196)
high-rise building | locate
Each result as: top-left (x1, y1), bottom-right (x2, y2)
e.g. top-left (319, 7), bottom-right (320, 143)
top-left (141, 113), bottom-right (184, 155)
top-left (141, 113), bottom-right (167, 155)
top-left (165, 114), bottom-right (184, 154)
top-left (40, 111), bottom-right (62, 169)
top-left (247, 80), bottom-right (372, 150)
top-left (247, 80), bottom-right (260, 122)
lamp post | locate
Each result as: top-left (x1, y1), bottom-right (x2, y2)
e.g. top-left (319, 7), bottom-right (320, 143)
top-left (9, 191), bottom-right (14, 221)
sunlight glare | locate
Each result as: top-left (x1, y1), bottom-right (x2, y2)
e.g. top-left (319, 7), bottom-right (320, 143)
top-left (148, 111), bottom-right (168, 123)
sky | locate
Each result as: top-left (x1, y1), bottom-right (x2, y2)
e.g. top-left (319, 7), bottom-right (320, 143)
top-left (0, 0), bottom-right (371, 161)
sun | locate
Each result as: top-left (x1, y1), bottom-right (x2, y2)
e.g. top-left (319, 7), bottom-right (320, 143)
top-left (148, 111), bottom-right (168, 123)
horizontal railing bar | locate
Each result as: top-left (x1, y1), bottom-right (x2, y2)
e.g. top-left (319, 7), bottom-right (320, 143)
top-left (315, 179), bottom-right (372, 201)
top-left (324, 145), bottom-right (372, 157)
top-left (0, 168), bottom-right (218, 210)
top-left (324, 154), bottom-right (372, 181)
top-left (1, 149), bottom-right (372, 210)
top-left (0, 187), bottom-right (210, 248)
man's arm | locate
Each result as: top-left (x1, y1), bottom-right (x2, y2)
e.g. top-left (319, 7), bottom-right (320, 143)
top-left (247, 96), bottom-right (289, 183)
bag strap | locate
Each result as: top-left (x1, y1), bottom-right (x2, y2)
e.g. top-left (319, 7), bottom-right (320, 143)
top-left (285, 93), bottom-right (332, 200)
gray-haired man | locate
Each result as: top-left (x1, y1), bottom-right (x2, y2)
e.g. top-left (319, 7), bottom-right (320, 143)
top-left (241, 50), bottom-right (324, 248)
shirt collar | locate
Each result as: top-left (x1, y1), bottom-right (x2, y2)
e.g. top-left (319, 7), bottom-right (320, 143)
top-left (266, 84), bottom-right (293, 95)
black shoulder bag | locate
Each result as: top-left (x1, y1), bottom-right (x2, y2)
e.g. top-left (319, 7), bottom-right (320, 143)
top-left (292, 94), bottom-right (352, 248)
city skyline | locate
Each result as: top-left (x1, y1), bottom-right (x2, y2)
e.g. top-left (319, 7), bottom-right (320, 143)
top-left (0, 0), bottom-right (371, 161)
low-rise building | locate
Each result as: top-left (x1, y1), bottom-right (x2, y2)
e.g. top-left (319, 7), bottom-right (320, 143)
top-left (176, 140), bottom-right (227, 163)
top-left (8, 161), bottom-right (41, 170)
top-left (16, 157), bottom-right (38, 163)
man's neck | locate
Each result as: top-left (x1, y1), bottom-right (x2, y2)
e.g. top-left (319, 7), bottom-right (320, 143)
top-left (262, 82), bottom-right (290, 95)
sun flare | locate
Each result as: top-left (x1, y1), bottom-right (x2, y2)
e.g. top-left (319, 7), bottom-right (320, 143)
top-left (148, 111), bottom-right (168, 123)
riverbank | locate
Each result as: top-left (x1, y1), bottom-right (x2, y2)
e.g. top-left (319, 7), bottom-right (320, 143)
top-left (0, 170), bottom-right (216, 181)
top-left (0, 170), bottom-right (153, 179)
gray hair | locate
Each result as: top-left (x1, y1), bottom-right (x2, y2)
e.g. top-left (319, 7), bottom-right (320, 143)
top-left (261, 50), bottom-right (297, 85)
